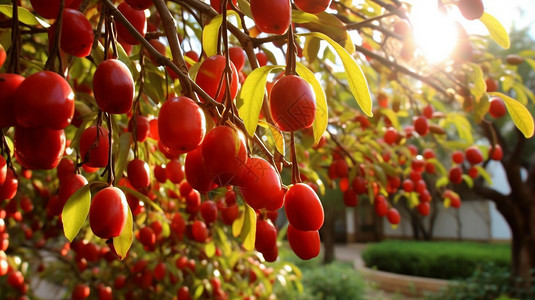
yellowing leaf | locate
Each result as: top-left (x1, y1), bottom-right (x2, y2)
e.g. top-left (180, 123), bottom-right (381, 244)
top-left (0, 5), bottom-right (42, 26)
top-left (479, 13), bottom-right (510, 49)
top-left (475, 166), bottom-right (493, 185)
top-left (292, 10), bottom-right (320, 24)
top-left (202, 11), bottom-right (243, 57)
top-left (236, 0), bottom-right (252, 19)
top-left (114, 132), bottom-right (132, 183)
top-left (205, 241), bottom-right (216, 258)
top-left (232, 208), bottom-right (245, 237)
top-left (62, 184), bottom-right (91, 242)
top-left (380, 108), bottom-right (400, 129)
top-left (267, 123), bottom-right (285, 155)
top-left (238, 65), bottom-right (284, 136)
top-left (298, 32), bottom-right (373, 117)
top-left (113, 206), bottom-right (133, 260)
top-left (239, 204), bottom-right (257, 251)
top-left (467, 63), bottom-right (486, 101)
top-left (296, 62), bottom-right (328, 146)
top-left (489, 92), bottom-right (535, 138)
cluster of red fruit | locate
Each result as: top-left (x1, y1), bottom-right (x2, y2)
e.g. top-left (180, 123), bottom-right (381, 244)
top-left (448, 144), bottom-right (502, 184)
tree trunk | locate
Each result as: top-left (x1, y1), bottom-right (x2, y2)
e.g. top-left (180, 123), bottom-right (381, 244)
top-left (321, 202), bottom-right (336, 264)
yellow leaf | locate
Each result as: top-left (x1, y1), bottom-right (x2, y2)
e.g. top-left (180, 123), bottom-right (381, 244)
top-left (202, 11), bottom-right (243, 57)
top-left (268, 123), bottom-right (285, 155)
top-left (232, 207), bottom-right (245, 238)
top-left (489, 92), bottom-right (535, 138)
top-left (479, 13), bottom-right (510, 49)
top-left (296, 62), bottom-right (328, 146)
top-left (113, 206), bottom-right (133, 260)
top-left (240, 204), bottom-right (257, 251)
top-left (238, 65), bottom-right (284, 136)
top-left (298, 32), bottom-right (373, 117)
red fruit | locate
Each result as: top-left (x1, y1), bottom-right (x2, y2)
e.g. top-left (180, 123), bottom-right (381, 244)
top-left (154, 165), bottom-right (167, 183)
top-left (7, 271), bottom-right (24, 288)
top-left (15, 71), bottom-right (74, 129)
top-left (49, 9), bottom-right (94, 57)
top-left (202, 126), bottom-right (247, 186)
top-left (468, 166), bottom-right (478, 178)
top-left (89, 187), bottom-right (128, 239)
top-left (256, 52), bottom-right (268, 66)
top-left (138, 226), bottom-right (156, 247)
top-left (57, 158), bottom-right (76, 181)
top-left (195, 55), bottom-right (239, 103)
top-left (402, 179), bottom-right (414, 192)
top-left (97, 285), bottom-right (113, 300)
top-left (287, 224), bottom-right (320, 260)
top-left (387, 208), bottom-right (400, 225)
top-left (170, 213), bottom-right (186, 241)
top-left (490, 145), bottom-right (503, 161)
top-left (0, 157), bottom-right (5, 186)
top-left (0, 74), bottom-right (24, 128)
top-left (294, 0), bottom-right (331, 14)
top-left (116, 2), bottom-right (147, 45)
top-left (393, 19), bottom-right (411, 36)
top-left (238, 157), bottom-right (284, 210)
top-left (14, 127), bottom-right (65, 170)
top-left (165, 159), bottom-right (184, 184)
top-left (200, 201), bottom-right (218, 224)
top-left (343, 189), bottom-right (358, 207)
top-left (384, 128), bottom-right (398, 145)
top-left (57, 174), bottom-right (88, 216)
top-left (250, 0), bottom-right (291, 35)
top-left (128, 115), bottom-right (151, 142)
top-left (450, 195), bottom-right (462, 208)
top-left (153, 262), bottom-right (166, 280)
top-left (255, 219), bottom-right (277, 253)
top-left (177, 286), bottom-right (191, 300)
top-left (72, 284), bottom-right (90, 300)
top-left (149, 118), bottom-right (159, 140)
top-left (210, 0), bottom-right (237, 13)
top-left (221, 205), bottom-right (239, 225)
top-left (185, 147), bottom-right (217, 192)
top-left (414, 116), bottom-right (429, 136)
top-left (269, 75), bottom-right (316, 131)
top-left (458, 0), bottom-right (484, 20)
top-left (0, 256), bottom-right (8, 276)
top-left (352, 176), bottom-right (367, 194)
top-left (411, 156), bottom-right (425, 173)
top-left (465, 146), bottom-right (483, 164)
top-left (79, 126), bottom-right (110, 168)
top-left (423, 148), bottom-right (435, 160)
top-left (158, 96), bottom-right (206, 153)
top-left (374, 195), bottom-right (389, 217)
top-left (284, 183), bottom-right (324, 231)
top-left (93, 59), bottom-right (134, 114)
top-left (486, 78), bottom-right (498, 92)
top-left (452, 150), bottom-right (464, 164)
top-left (229, 46), bottom-right (246, 71)
top-left (125, 0), bottom-right (153, 10)
top-left (489, 97), bottom-right (506, 118)
top-left (30, 0), bottom-right (75, 19)
top-left (192, 220), bottom-right (208, 243)
top-left (127, 159), bottom-right (150, 189)
top-left (448, 166), bottom-right (463, 184)
top-left (417, 202), bottom-right (430, 216)
top-left (422, 105), bottom-right (434, 119)
top-left (0, 44), bottom-right (5, 68)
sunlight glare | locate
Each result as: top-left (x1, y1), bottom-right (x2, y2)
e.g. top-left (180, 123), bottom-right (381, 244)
top-left (409, 2), bottom-right (458, 63)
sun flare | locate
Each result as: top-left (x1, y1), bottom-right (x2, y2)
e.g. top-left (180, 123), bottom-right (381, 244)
top-left (409, 2), bottom-right (458, 63)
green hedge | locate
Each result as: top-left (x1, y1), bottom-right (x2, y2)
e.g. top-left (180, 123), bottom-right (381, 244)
top-left (361, 240), bottom-right (511, 280)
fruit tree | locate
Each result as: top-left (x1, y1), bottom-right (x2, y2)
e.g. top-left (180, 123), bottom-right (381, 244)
top-left (0, 0), bottom-right (534, 298)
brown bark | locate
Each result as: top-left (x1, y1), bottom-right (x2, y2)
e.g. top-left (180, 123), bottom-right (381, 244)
top-left (321, 202), bottom-right (336, 264)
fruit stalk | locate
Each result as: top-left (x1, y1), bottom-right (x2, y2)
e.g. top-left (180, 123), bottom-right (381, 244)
top-left (8, 0), bottom-right (21, 74)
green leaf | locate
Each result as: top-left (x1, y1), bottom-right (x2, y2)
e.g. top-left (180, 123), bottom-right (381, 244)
top-left (489, 92), bottom-right (535, 138)
top-left (112, 206), bottom-right (133, 260)
top-left (479, 12), bottom-right (510, 49)
top-left (114, 132), bottom-right (132, 183)
top-left (0, 4), bottom-right (42, 26)
top-left (238, 65), bottom-right (284, 136)
top-left (239, 204), bottom-right (257, 251)
top-left (298, 32), bottom-right (373, 117)
top-left (62, 184), bottom-right (91, 242)
top-left (296, 62), bottom-right (328, 146)
top-left (236, 0), bottom-right (252, 19)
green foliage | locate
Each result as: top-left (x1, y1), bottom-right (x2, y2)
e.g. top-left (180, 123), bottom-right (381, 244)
top-left (428, 262), bottom-right (535, 300)
top-left (362, 241), bottom-right (511, 280)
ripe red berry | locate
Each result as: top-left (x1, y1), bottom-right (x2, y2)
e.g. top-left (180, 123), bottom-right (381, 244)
top-left (49, 9), bottom-right (94, 57)
top-left (127, 159), bottom-right (151, 189)
top-left (125, 0), bottom-right (153, 10)
top-left (422, 105), bottom-right (434, 119)
top-left (138, 226), bottom-right (156, 247)
top-left (195, 55), bottom-right (239, 103)
top-left (414, 116), bottom-right (429, 136)
top-left (374, 195), bottom-right (389, 217)
top-left (128, 115), bottom-right (151, 142)
top-left (485, 78), bottom-right (498, 92)
top-left (490, 145), bottom-right (503, 161)
top-left (7, 270), bottom-right (24, 288)
top-left (343, 189), bottom-right (358, 207)
top-left (210, 0), bottom-right (237, 13)
top-left (384, 128), bottom-right (398, 145)
top-left (269, 75), bottom-right (316, 132)
top-left (93, 59), bottom-right (134, 114)
top-left (489, 97), bottom-right (507, 118)
top-left (158, 96), bottom-right (206, 153)
top-left (89, 187), bottom-right (129, 239)
top-left (165, 159), bottom-right (184, 184)
top-left (393, 19), bottom-right (411, 36)
top-left (116, 2), bottom-right (147, 45)
top-left (14, 127), bottom-right (65, 170)
top-left (448, 166), bottom-right (463, 184)
top-left (79, 126), bottom-right (110, 168)
top-left (256, 52), bottom-right (268, 66)
top-left (57, 174), bottom-right (88, 216)
top-left (0, 157), bottom-right (6, 186)
top-left (468, 166), bottom-right (479, 178)
top-left (15, 71), bottom-right (75, 130)
top-left (457, 0), bottom-right (484, 20)
top-left (72, 283), bottom-right (90, 300)
top-left (239, 157), bottom-right (284, 210)
top-left (284, 183), bottom-right (324, 231)
top-left (191, 220), bottom-right (208, 243)
top-left (0, 44), bottom-right (4, 68)
top-left (402, 179), bottom-right (414, 192)
top-left (30, 0), bottom-right (76, 19)
top-left (255, 219), bottom-right (277, 253)
top-left (200, 200), bottom-right (218, 224)
top-left (0, 169), bottom-right (18, 201)
top-left (184, 147), bottom-right (218, 192)
top-left (294, 0), bottom-right (332, 14)
top-left (250, 0), bottom-right (291, 35)
top-left (387, 208), bottom-right (401, 225)
top-left (287, 224), bottom-right (320, 260)
top-left (465, 146), bottom-right (483, 164)
top-left (452, 150), bottom-right (464, 164)
top-left (417, 202), bottom-right (430, 216)
top-left (0, 74), bottom-right (24, 128)
top-left (229, 46), bottom-right (246, 72)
